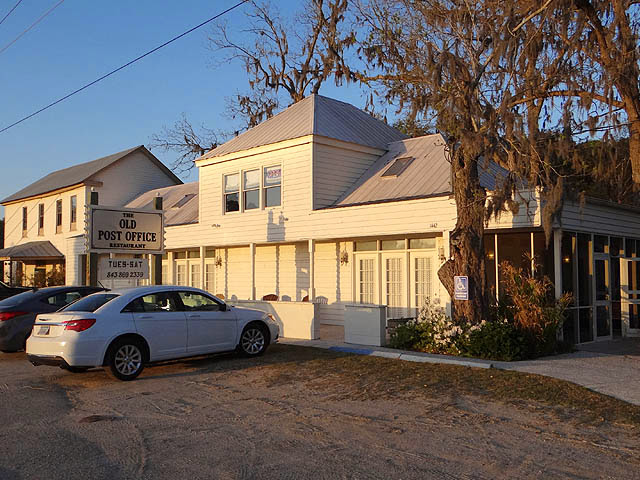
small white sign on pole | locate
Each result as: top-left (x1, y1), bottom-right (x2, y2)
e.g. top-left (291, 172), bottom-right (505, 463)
top-left (98, 258), bottom-right (149, 281)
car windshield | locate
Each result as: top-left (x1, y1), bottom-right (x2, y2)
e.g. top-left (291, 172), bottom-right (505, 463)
top-left (63, 294), bottom-right (119, 312)
top-left (0, 290), bottom-right (38, 307)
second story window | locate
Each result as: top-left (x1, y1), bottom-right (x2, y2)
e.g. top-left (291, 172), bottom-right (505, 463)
top-left (224, 173), bottom-right (239, 213)
top-left (264, 165), bottom-right (281, 207)
top-left (243, 169), bottom-right (260, 210)
top-left (22, 207), bottom-right (27, 236)
top-left (70, 195), bottom-right (77, 229)
top-left (55, 199), bottom-right (62, 233)
top-left (38, 204), bottom-right (44, 235)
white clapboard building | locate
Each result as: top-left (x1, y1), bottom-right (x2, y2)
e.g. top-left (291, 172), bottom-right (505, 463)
top-left (4, 95), bottom-right (640, 344)
top-left (1, 146), bottom-right (181, 286)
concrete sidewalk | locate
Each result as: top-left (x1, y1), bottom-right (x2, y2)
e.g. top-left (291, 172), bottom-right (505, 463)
top-left (279, 335), bottom-right (640, 406)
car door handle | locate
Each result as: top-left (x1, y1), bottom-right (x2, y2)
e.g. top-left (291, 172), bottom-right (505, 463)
top-left (139, 315), bottom-right (153, 319)
top-left (187, 314), bottom-right (201, 318)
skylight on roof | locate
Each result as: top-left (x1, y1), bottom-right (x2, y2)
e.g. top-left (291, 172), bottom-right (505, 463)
top-left (171, 193), bottom-right (196, 209)
top-left (381, 157), bottom-right (414, 178)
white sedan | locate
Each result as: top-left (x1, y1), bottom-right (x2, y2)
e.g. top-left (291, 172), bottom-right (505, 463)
top-left (26, 286), bottom-right (279, 381)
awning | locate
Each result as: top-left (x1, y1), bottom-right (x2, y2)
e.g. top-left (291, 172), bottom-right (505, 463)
top-left (0, 241), bottom-right (64, 261)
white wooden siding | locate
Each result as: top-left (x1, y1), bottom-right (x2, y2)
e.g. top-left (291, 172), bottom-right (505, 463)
top-left (91, 150), bottom-right (177, 207)
top-left (3, 184), bottom-right (88, 256)
top-left (313, 141), bottom-right (383, 209)
top-left (561, 201), bottom-right (640, 236)
top-left (315, 241), bottom-right (353, 325)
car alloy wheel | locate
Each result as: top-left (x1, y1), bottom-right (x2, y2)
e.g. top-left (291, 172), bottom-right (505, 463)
top-left (241, 327), bottom-right (265, 355)
top-left (113, 344), bottom-right (143, 377)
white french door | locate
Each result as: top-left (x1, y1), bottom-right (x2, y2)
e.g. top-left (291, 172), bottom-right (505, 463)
top-left (410, 252), bottom-right (438, 314)
top-left (356, 255), bottom-right (378, 304)
top-left (621, 258), bottom-right (640, 337)
top-left (382, 254), bottom-right (405, 317)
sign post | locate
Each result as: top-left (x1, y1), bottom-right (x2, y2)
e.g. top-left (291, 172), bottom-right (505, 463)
top-left (86, 204), bottom-right (164, 286)
top-left (151, 196), bottom-right (163, 285)
top-left (87, 191), bottom-right (99, 287)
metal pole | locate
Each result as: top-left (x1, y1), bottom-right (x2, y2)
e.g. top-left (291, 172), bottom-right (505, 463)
top-left (87, 191), bottom-right (99, 286)
top-left (152, 196), bottom-right (163, 285)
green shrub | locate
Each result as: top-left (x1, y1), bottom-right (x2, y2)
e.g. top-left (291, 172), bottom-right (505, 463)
top-left (462, 320), bottom-right (528, 361)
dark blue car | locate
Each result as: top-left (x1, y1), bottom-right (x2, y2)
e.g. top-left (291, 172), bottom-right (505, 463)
top-left (0, 286), bottom-right (105, 353)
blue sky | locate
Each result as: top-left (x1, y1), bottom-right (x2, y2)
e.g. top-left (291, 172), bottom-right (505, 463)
top-left (0, 0), bottom-right (368, 215)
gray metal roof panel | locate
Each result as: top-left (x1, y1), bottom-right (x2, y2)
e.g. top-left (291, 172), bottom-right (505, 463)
top-left (126, 182), bottom-right (199, 226)
top-left (335, 134), bottom-right (451, 206)
top-left (0, 241), bottom-right (63, 259)
top-left (199, 95), bottom-right (407, 160)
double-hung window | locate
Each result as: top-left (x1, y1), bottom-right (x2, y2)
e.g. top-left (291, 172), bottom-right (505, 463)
top-left (70, 195), bottom-right (77, 230)
top-left (38, 204), bottom-right (44, 235)
top-left (55, 200), bottom-right (62, 233)
top-left (224, 174), bottom-right (240, 213)
top-left (263, 165), bottom-right (281, 207)
top-left (22, 207), bottom-right (27, 236)
top-left (243, 170), bottom-right (260, 210)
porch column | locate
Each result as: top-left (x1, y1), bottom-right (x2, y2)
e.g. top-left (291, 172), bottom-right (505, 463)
top-left (308, 239), bottom-right (315, 302)
top-left (553, 229), bottom-right (563, 300)
top-left (199, 246), bottom-right (205, 290)
top-left (250, 243), bottom-right (256, 300)
top-left (168, 251), bottom-right (175, 285)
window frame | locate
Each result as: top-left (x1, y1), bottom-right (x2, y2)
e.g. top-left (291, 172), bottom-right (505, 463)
top-left (22, 206), bottom-right (28, 237)
top-left (242, 169), bottom-right (260, 211)
top-left (55, 199), bottom-right (63, 233)
top-left (70, 195), bottom-right (77, 230)
top-left (38, 203), bottom-right (44, 236)
top-left (222, 164), bottom-right (283, 214)
top-left (263, 165), bottom-right (282, 208)
top-left (223, 173), bottom-right (240, 214)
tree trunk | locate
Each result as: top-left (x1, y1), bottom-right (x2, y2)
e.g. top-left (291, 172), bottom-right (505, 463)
top-left (438, 149), bottom-right (489, 325)
top-left (629, 117), bottom-right (640, 185)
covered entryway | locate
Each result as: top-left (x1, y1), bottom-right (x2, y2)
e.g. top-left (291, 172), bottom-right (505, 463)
top-left (0, 241), bottom-right (65, 287)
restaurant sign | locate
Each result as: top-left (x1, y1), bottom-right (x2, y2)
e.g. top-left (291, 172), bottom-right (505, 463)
top-left (88, 206), bottom-right (164, 254)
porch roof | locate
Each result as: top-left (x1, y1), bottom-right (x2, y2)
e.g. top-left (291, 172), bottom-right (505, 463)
top-left (0, 241), bottom-right (64, 261)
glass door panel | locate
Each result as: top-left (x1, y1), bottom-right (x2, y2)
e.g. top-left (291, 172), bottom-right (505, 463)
top-left (356, 255), bottom-right (377, 304)
top-left (382, 254), bottom-right (405, 317)
top-left (594, 255), bottom-right (611, 338)
top-left (621, 258), bottom-right (640, 336)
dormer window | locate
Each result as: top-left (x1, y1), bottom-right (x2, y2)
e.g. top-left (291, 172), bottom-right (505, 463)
top-left (381, 157), bottom-right (414, 178)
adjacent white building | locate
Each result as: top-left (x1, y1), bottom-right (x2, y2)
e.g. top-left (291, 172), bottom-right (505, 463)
top-left (0, 145), bottom-right (181, 286)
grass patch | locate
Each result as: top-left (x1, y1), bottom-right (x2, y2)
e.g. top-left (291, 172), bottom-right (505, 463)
top-left (261, 344), bottom-right (640, 427)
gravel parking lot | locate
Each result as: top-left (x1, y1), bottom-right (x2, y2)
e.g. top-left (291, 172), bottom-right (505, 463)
top-left (1, 344), bottom-right (639, 480)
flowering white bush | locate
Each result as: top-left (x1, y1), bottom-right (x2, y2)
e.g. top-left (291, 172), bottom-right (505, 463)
top-left (395, 298), bottom-right (486, 355)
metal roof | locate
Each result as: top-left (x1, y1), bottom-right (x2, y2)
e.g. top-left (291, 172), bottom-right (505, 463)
top-left (0, 241), bottom-right (63, 260)
top-left (333, 134), bottom-right (511, 207)
top-left (1, 146), bottom-right (181, 204)
top-left (335, 134), bottom-right (451, 206)
top-left (198, 94), bottom-right (407, 160)
top-left (126, 182), bottom-right (199, 226)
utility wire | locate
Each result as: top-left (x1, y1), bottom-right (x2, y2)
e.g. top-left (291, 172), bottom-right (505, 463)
top-left (0, 0), bottom-right (23, 27)
top-left (0, 0), bottom-right (64, 55)
top-left (0, 0), bottom-right (249, 135)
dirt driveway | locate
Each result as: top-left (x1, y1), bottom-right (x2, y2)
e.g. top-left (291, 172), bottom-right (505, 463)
top-left (1, 344), bottom-right (639, 480)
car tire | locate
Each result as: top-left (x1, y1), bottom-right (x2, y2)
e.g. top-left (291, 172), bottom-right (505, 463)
top-left (239, 323), bottom-right (268, 357)
top-left (107, 339), bottom-right (145, 381)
